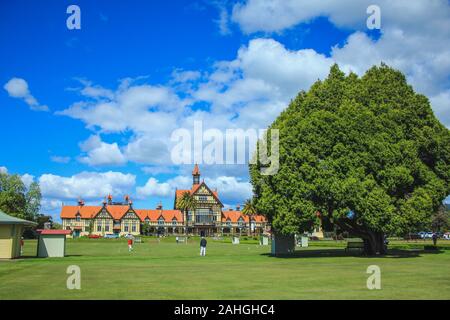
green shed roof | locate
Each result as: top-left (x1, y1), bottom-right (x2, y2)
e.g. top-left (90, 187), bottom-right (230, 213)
top-left (0, 210), bottom-right (37, 226)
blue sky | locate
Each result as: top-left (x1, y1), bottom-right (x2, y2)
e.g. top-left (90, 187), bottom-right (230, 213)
top-left (1, 0), bottom-right (449, 221)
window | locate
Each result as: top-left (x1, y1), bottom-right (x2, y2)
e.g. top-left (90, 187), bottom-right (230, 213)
top-left (76, 215), bottom-right (81, 222)
top-left (199, 195), bottom-right (208, 201)
top-left (124, 225), bottom-right (129, 232)
top-left (132, 225), bottom-right (136, 232)
top-left (105, 225), bottom-right (110, 232)
top-left (172, 219), bottom-right (177, 225)
top-left (195, 208), bottom-right (214, 224)
top-left (158, 218), bottom-right (164, 225)
top-left (97, 225), bottom-right (102, 232)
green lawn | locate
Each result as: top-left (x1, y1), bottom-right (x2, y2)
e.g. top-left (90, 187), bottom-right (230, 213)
top-left (0, 237), bottom-right (449, 300)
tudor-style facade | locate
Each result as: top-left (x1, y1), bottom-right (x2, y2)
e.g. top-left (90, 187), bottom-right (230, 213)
top-left (60, 165), bottom-right (269, 237)
top-left (61, 196), bottom-right (141, 237)
top-left (174, 165), bottom-right (224, 236)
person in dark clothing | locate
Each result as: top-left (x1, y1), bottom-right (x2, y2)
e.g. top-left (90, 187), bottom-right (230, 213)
top-left (432, 233), bottom-right (438, 246)
top-left (200, 237), bottom-right (207, 256)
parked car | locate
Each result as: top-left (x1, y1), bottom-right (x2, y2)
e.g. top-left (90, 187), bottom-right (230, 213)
top-left (88, 234), bottom-right (101, 239)
top-left (443, 233), bottom-right (450, 240)
top-left (104, 233), bottom-right (119, 239)
top-left (404, 233), bottom-right (421, 240)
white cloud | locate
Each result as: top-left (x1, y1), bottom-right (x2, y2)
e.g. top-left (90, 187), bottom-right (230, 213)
top-left (205, 176), bottom-right (252, 205)
top-left (20, 173), bottom-right (35, 188)
top-left (4, 77), bottom-right (49, 112)
top-left (135, 173), bottom-right (250, 205)
top-left (230, 0), bottom-right (450, 127)
top-left (50, 156), bottom-right (71, 164)
top-left (136, 178), bottom-right (173, 198)
top-left (78, 135), bottom-right (126, 166)
top-left (136, 175), bottom-right (191, 199)
top-left (0, 166), bottom-right (7, 174)
top-left (124, 136), bottom-right (171, 165)
top-left (39, 171), bottom-right (136, 200)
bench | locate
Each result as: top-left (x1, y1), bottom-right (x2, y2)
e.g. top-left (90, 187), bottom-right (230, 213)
top-left (176, 237), bottom-right (187, 244)
top-left (346, 241), bottom-right (364, 253)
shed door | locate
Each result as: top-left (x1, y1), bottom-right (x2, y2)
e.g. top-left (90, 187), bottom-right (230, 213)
top-left (0, 225), bottom-right (13, 259)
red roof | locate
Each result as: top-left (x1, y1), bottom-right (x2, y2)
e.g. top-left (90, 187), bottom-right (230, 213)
top-left (37, 229), bottom-right (72, 235)
top-left (60, 205), bottom-right (101, 219)
top-left (135, 209), bottom-right (183, 222)
top-left (192, 164), bottom-right (200, 175)
top-left (221, 210), bottom-right (267, 223)
top-left (174, 182), bottom-right (221, 207)
top-left (60, 205), bottom-right (132, 220)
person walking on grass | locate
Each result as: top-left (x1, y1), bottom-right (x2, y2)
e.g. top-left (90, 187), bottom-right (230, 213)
top-left (20, 237), bottom-right (24, 256)
top-left (128, 237), bottom-right (134, 252)
top-left (200, 236), bottom-right (207, 256)
top-left (432, 232), bottom-right (438, 246)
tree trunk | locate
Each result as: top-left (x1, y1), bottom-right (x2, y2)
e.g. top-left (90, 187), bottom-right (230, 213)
top-left (363, 231), bottom-right (387, 255)
top-left (334, 218), bottom-right (387, 256)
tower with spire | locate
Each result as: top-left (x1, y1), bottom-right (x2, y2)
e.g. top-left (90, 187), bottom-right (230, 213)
top-left (192, 163), bottom-right (200, 186)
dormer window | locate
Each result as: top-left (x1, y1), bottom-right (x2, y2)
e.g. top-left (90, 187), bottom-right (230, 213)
top-left (145, 217), bottom-right (150, 224)
top-left (76, 214), bottom-right (81, 222)
top-left (158, 217), bottom-right (165, 225)
top-left (172, 218), bottom-right (177, 225)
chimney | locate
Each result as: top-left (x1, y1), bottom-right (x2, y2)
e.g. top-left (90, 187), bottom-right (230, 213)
top-left (156, 202), bottom-right (163, 210)
top-left (107, 194), bottom-right (113, 205)
top-left (236, 204), bottom-right (240, 211)
top-left (78, 198), bottom-right (85, 206)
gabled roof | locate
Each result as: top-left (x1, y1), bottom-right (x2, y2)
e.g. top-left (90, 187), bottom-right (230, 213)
top-left (60, 205), bottom-right (134, 220)
top-left (135, 209), bottom-right (183, 222)
top-left (106, 205), bottom-right (132, 220)
top-left (60, 205), bottom-right (101, 219)
top-left (221, 210), bottom-right (267, 223)
top-left (0, 210), bottom-right (37, 226)
top-left (174, 181), bottom-right (222, 208)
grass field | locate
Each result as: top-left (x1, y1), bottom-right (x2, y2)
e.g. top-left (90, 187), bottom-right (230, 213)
top-left (0, 237), bottom-right (449, 300)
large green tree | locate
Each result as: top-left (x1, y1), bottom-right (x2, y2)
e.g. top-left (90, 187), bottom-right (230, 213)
top-left (0, 171), bottom-right (42, 221)
top-left (250, 64), bottom-right (450, 255)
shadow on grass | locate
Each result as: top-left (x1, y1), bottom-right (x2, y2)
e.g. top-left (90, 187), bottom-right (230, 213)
top-left (261, 248), bottom-right (445, 259)
top-left (17, 254), bottom-right (83, 260)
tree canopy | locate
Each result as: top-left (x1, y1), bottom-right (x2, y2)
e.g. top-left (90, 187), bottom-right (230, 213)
top-left (250, 64), bottom-right (450, 255)
top-left (0, 171), bottom-right (42, 221)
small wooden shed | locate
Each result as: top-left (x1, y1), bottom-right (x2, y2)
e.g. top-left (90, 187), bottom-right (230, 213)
top-left (37, 229), bottom-right (72, 258)
top-left (0, 210), bottom-right (37, 259)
